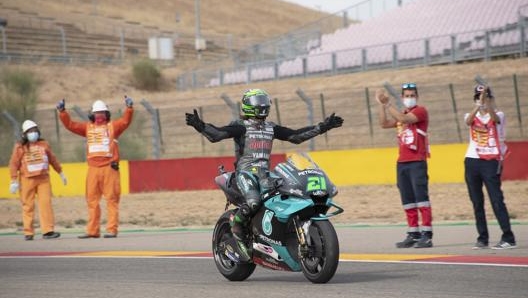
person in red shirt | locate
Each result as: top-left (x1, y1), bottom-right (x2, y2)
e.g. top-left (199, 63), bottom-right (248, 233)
top-left (376, 83), bottom-right (432, 248)
top-left (9, 120), bottom-right (67, 240)
top-left (57, 96), bottom-right (133, 239)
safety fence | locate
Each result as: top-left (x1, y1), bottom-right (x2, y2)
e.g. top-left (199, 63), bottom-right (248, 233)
top-left (1, 73), bottom-right (527, 165)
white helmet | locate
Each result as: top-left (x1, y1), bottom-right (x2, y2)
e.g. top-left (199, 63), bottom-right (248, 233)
top-left (91, 100), bottom-right (109, 112)
top-left (22, 120), bottom-right (38, 133)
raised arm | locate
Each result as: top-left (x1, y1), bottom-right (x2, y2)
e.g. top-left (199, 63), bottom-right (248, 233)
top-left (56, 99), bottom-right (87, 136)
top-left (185, 109), bottom-right (244, 142)
top-left (274, 113), bottom-right (343, 144)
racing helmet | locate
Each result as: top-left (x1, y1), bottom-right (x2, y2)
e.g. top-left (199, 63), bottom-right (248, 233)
top-left (241, 89), bottom-right (271, 118)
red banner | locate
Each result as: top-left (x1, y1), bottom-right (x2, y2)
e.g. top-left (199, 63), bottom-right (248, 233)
top-left (502, 141), bottom-right (528, 180)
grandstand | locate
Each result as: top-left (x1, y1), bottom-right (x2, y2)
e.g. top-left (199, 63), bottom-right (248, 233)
top-left (192, 0), bottom-right (528, 88)
top-left (0, 0), bottom-right (329, 66)
top-left (0, 2), bottom-right (246, 65)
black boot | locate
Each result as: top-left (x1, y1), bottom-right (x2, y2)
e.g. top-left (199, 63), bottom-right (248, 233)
top-left (414, 232), bottom-right (433, 248)
top-left (229, 211), bottom-right (251, 262)
top-left (395, 232), bottom-right (421, 248)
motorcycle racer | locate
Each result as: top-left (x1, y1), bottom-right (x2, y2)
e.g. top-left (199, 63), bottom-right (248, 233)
top-left (185, 89), bottom-right (343, 259)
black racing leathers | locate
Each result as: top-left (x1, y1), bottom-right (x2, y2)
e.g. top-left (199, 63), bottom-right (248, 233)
top-left (202, 118), bottom-right (322, 171)
top-left (200, 118), bottom-right (323, 214)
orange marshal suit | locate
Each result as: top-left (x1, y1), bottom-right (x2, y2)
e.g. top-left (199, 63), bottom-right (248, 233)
top-left (9, 140), bottom-right (63, 236)
top-left (59, 107), bottom-right (133, 236)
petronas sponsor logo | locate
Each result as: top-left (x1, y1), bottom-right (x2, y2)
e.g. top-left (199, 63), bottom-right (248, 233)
top-left (248, 133), bottom-right (273, 139)
top-left (259, 234), bottom-right (282, 246)
top-left (262, 210), bottom-right (274, 235)
top-left (288, 188), bottom-right (303, 196)
top-left (298, 169), bottom-right (323, 176)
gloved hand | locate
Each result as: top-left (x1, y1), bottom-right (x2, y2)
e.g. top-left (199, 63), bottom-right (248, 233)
top-left (185, 109), bottom-right (205, 132)
top-left (124, 95), bottom-right (133, 108)
top-left (56, 99), bottom-right (65, 111)
top-left (9, 180), bottom-right (19, 194)
top-left (319, 113), bottom-right (344, 133)
top-left (59, 172), bottom-right (67, 185)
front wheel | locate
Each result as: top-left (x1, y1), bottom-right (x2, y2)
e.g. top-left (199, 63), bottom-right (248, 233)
top-left (301, 220), bottom-right (339, 284)
top-left (212, 210), bottom-right (256, 281)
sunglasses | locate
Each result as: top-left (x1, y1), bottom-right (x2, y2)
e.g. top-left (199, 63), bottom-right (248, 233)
top-left (402, 83), bottom-right (417, 89)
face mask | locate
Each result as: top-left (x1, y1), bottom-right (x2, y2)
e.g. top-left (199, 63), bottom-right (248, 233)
top-left (94, 113), bottom-right (107, 124)
top-left (27, 132), bottom-right (39, 142)
top-left (403, 97), bottom-right (417, 108)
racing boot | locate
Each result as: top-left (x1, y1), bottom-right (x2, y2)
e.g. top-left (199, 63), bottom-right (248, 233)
top-left (228, 211), bottom-right (251, 262)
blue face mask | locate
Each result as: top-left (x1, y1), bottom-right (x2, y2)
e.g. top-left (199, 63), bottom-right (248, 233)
top-left (27, 132), bottom-right (39, 142)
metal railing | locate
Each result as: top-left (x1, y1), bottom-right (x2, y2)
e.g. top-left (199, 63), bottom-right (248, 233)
top-left (177, 21), bottom-right (528, 90)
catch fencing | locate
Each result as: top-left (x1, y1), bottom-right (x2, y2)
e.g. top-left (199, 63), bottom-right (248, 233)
top-left (1, 74), bottom-right (527, 164)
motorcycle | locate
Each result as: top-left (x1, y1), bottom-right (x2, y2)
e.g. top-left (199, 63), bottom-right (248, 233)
top-left (212, 152), bottom-right (344, 283)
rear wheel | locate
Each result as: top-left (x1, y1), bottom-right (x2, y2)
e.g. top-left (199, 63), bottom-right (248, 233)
top-left (212, 210), bottom-right (256, 281)
top-left (301, 220), bottom-right (339, 284)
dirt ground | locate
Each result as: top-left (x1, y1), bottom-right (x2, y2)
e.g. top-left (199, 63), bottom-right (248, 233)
top-left (0, 181), bottom-right (526, 232)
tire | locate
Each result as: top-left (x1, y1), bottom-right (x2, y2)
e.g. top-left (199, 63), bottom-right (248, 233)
top-left (300, 220), bottom-right (340, 284)
top-left (212, 210), bottom-right (256, 281)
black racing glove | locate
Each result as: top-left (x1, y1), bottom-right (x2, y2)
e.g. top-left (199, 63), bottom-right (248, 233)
top-left (319, 113), bottom-right (344, 133)
top-left (185, 109), bottom-right (205, 132)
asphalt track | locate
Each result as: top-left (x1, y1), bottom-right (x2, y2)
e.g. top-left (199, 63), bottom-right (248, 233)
top-left (1, 223), bottom-right (527, 298)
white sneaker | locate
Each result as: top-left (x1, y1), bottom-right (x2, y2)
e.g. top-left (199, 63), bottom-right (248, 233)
top-left (491, 241), bottom-right (516, 250)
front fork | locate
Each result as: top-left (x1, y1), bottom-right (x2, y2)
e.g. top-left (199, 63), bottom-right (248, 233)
top-left (293, 216), bottom-right (311, 258)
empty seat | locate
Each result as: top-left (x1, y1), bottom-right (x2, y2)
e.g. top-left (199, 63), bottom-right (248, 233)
top-left (217, 0), bottom-right (528, 86)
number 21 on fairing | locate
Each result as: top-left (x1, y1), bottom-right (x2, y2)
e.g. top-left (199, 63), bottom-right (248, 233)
top-left (307, 176), bottom-right (326, 191)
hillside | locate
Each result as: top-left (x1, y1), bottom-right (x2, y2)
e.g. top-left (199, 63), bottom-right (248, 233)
top-left (10, 57), bottom-right (528, 111)
top-left (3, 0), bottom-right (527, 111)
top-left (0, 0), bottom-right (333, 42)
